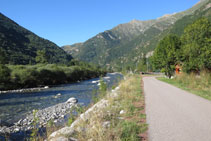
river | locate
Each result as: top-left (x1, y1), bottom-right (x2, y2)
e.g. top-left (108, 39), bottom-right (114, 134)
top-left (0, 73), bottom-right (123, 126)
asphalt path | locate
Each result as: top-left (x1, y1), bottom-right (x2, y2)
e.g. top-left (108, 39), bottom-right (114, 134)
top-left (143, 77), bottom-right (211, 141)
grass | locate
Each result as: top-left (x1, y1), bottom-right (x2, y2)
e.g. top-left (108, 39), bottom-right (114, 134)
top-left (68, 74), bottom-right (148, 141)
top-left (157, 71), bottom-right (211, 100)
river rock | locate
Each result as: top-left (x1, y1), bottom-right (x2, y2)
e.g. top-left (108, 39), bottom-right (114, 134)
top-left (49, 127), bottom-right (75, 139)
top-left (51, 136), bottom-right (69, 141)
top-left (92, 81), bottom-right (97, 83)
top-left (66, 97), bottom-right (78, 104)
top-left (69, 137), bottom-right (78, 141)
top-left (14, 127), bottom-right (20, 132)
top-left (102, 121), bottom-right (110, 128)
top-left (49, 81), bottom-right (122, 141)
top-left (50, 136), bottom-right (78, 141)
top-left (0, 97), bottom-right (78, 134)
top-left (120, 110), bottom-right (125, 115)
top-left (54, 93), bottom-right (62, 98)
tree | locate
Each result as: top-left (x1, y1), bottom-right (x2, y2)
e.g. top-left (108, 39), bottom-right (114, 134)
top-left (152, 34), bottom-right (181, 78)
top-left (137, 54), bottom-right (147, 72)
top-left (0, 48), bottom-right (7, 64)
top-left (35, 50), bottom-right (48, 64)
top-left (181, 18), bottom-right (211, 73)
top-left (0, 64), bottom-right (11, 90)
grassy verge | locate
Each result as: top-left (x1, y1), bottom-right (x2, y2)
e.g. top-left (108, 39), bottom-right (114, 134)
top-left (70, 74), bottom-right (148, 141)
top-left (157, 72), bottom-right (211, 100)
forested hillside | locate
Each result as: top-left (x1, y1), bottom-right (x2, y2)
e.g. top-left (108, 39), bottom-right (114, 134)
top-left (152, 18), bottom-right (211, 77)
top-left (123, 0), bottom-right (211, 70)
top-left (63, 0), bottom-right (210, 71)
top-left (0, 13), bottom-right (72, 65)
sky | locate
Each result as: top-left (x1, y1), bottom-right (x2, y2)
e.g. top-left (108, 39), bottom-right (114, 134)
top-left (0, 0), bottom-right (200, 46)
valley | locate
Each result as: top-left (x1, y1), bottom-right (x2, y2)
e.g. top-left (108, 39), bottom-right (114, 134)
top-left (62, 0), bottom-right (210, 71)
top-left (0, 0), bottom-right (210, 140)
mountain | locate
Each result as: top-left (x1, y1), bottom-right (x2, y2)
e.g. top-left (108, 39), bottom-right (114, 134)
top-left (0, 13), bottom-right (72, 65)
top-left (62, 43), bottom-right (83, 56)
top-left (62, 0), bottom-right (210, 70)
top-left (116, 0), bottom-right (211, 69)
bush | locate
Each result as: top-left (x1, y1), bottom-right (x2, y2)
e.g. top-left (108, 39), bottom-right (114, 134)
top-left (0, 64), bottom-right (11, 90)
top-left (1, 64), bottom-right (106, 90)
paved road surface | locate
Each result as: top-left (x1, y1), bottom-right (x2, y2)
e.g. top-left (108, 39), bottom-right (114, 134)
top-left (143, 77), bottom-right (211, 141)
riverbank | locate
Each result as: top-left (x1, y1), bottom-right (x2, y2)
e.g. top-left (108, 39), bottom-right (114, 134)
top-left (0, 73), bottom-right (123, 140)
top-left (0, 63), bottom-right (106, 91)
top-left (0, 97), bottom-right (78, 135)
top-left (49, 74), bottom-right (147, 141)
top-left (0, 86), bottom-right (49, 94)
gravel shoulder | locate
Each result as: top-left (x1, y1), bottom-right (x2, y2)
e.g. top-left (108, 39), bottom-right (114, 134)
top-left (143, 77), bottom-right (211, 141)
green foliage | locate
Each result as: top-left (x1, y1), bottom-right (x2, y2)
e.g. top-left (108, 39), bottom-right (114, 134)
top-left (73, 75), bottom-right (147, 140)
top-left (47, 120), bottom-right (54, 128)
top-left (35, 50), bottom-right (48, 64)
top-left (67, 105), bottom-right (85, 127)
top-left (170, 1), bottom-right (211, 36)
top-left (0, 13), bottom-right (72, 65)
top-left (91, 78), bottom-right (107, 103)
top-left (67, 116), bottom-right (75, 126)
top-left (91, 89), bottom-right (99, 104)
top-left (152, 34), bottom-right (181, 78)
top-left (137, 54), bottom-right (147, 72)
top-left (30, 109), bottom-right (39, 141)
top-left (120, 121), bottom-right (141, 141)
top-left (99, 78), bottom-right (107, 93)
top-left (152, 18), bottom-right (211, 75)
top-left (75, 105), bottom-right (85, 115)
top-left (0, 48), bottom-right (7, 64)
top-left (181, 18), bottom-right (211, 72)
top-left (0, 63), bottom-right (106, 90)
top-left (98, 78), bottom-right (108, 99)
top-left (0, 64), bottom-right (11, 90)
top-left (62, 0), bottom-right (210, 72)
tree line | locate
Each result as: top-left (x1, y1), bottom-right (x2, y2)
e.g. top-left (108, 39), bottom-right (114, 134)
top-left (151, 18), bottom-right (211, 78)
top-left (0, 49), bottom-right (106, 91)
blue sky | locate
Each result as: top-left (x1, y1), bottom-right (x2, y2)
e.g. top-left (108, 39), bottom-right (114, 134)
top-left (0, 0), bottom-right (199, 46)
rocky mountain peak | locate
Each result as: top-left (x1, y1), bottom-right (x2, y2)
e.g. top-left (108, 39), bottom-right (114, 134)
top-left (129, 19), bottom-right (142, 24)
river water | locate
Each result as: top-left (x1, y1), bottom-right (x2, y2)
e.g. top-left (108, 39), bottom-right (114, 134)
top-left (0, 73), bottom-right (123, 126)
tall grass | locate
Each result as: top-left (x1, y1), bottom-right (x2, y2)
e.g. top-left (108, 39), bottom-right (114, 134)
top-left (176, 71), bottom-right (210, 91)
top-left (70, 74), bottom-right (147, 141)
top-left (158, 71), bottom-right (211, 100)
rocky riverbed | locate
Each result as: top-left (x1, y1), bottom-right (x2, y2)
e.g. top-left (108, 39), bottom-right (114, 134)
top-left (0, 86), bottom-right (49, 94)
top-left (49, 86), bottom-right (121, 141)
top-left (0, 97), bottom-right (78, 134)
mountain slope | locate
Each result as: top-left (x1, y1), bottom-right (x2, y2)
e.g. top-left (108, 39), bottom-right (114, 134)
top-left (123, 0), bottom-right (211, 68)
top-left (0, 13), bottom-right (72, 64)
top-left (63, 0), bottom-right (210, 70)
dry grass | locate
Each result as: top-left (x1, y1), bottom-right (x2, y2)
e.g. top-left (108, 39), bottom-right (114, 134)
top-left (158, 71), bottom-right (211, 100)
top-left (72, 74), bottom-right (148, 141)
top-left (175, 71), bottom-right (211, 91)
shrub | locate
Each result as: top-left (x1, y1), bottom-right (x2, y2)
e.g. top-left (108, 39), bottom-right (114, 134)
top-left (2, 64), bottom-right (106, 90)
top-left (0, 64), bottom-right (11, 90)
